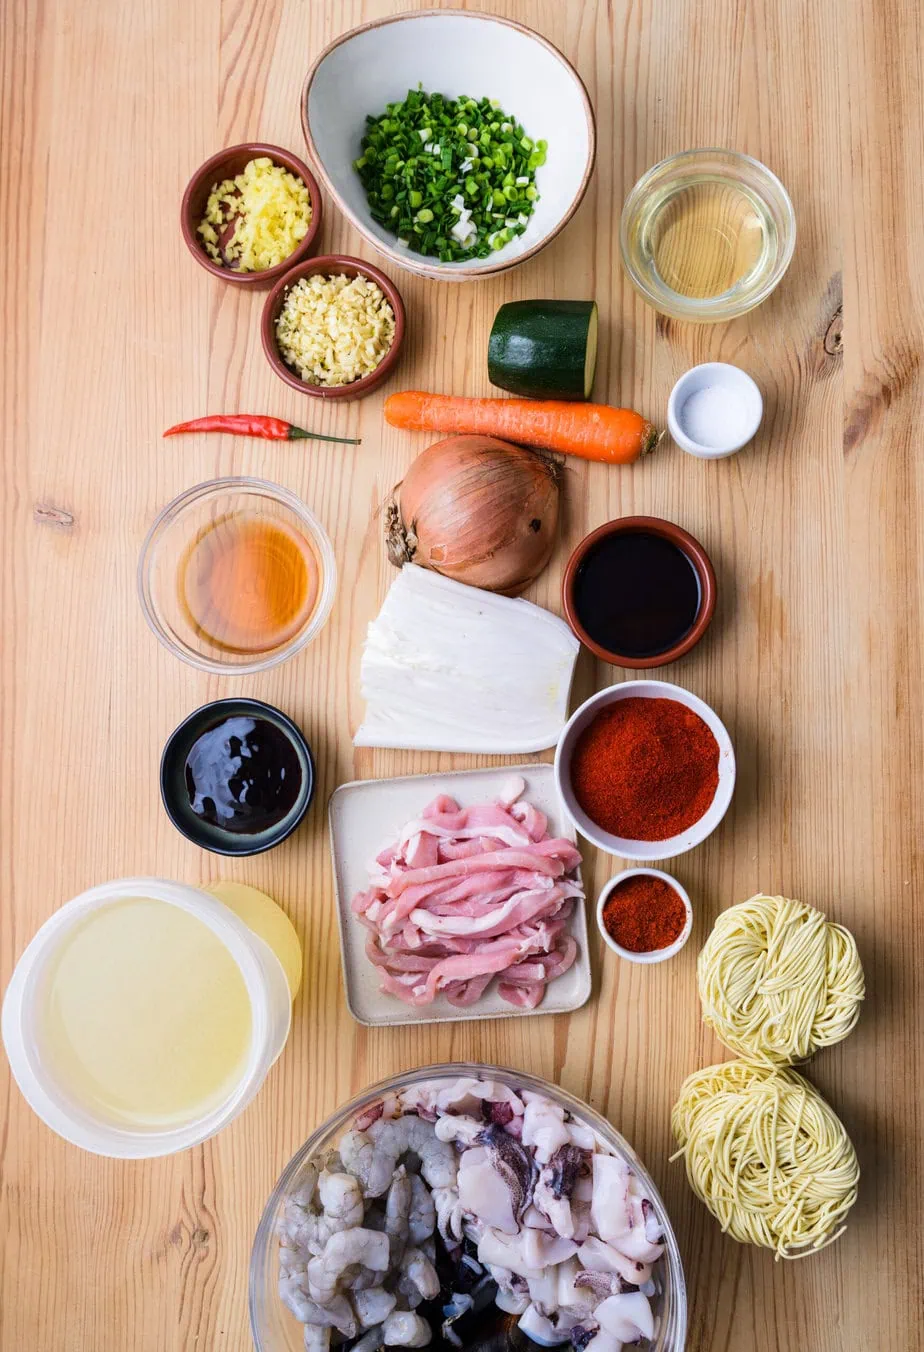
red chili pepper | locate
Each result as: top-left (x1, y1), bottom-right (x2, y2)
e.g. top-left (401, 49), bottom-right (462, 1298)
top-left (163, 414), bottom-right (360, 444)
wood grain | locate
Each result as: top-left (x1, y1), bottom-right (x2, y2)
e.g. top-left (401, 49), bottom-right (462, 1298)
top-left (2, 0), bottom-right (923, 1348)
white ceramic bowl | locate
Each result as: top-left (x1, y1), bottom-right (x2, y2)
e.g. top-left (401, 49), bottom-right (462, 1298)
top-left (554, 679), bottom-right (736, 860)
top-left (596, 868), bottom-right (693, 964)
top-left (668, 361), bottom-right (763, 459)
top-left (301, 11), bottom-right (596, 281)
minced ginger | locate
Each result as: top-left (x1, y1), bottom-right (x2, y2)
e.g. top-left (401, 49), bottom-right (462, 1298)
top-left (198, 157), bottom-right (311, 271)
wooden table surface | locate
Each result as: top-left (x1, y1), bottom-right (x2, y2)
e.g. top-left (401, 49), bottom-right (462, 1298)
top-left (3, 1), bottom-right (923, 1348)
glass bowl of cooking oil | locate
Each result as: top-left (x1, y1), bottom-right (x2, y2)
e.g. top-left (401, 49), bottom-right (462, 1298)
top-left (620, 148), bottom-right (795, 322)
top-left (138, 476), bottom-right (337, 674)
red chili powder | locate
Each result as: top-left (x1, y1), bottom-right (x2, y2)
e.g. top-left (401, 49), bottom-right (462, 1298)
top-left (602, 874), bottom-right (687, 952)
top-left (571, 696), bottom-right (720, 840)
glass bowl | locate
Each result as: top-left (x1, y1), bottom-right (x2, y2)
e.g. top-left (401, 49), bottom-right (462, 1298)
top-left (249, 1062), bottom-right (687, 1351)
top-left (138, 477), bottom-right (337, 674)
top-left (620, 148), bottom-right (795, 322)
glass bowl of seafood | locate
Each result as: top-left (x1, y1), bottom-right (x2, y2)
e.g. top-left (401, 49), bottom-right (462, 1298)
top-left (250, 1063), bottom-right (687, 1352)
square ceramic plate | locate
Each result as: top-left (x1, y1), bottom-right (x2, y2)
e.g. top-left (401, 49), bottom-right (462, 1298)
top-left (329, 764), bottom-right (592, 1026)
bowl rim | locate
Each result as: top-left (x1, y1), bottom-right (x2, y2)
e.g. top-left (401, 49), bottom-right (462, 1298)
top-left (561, 515), bottom-right (717, 668)
top-left (180, 141), bottom-right (323, 287)
top-left (248, 1061), bottom-right (688, 1351)
top-left (260, 253), bottom-right (406, 400)
top-left (159, 697), bottom-right (316, 856)
top-left (619, 146), bottom-right (796, 321)
top-left (553, 678), bottom-right (736, 861)
top-left (137, 475), bottom-right (338, 674)
top-left (595, 867), bottom-right (693, 964)
top-left (299, 8), bottom-right (597, 281)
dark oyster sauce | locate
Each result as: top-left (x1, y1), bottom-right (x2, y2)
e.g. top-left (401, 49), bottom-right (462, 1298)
top-left (573, 529), bottom-right (701, 659)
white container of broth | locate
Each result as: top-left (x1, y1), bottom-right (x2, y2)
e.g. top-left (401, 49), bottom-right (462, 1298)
top-left (1, 878), bottom-right (297, 1157)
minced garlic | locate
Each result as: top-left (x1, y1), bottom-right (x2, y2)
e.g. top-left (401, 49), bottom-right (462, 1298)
top-left (198, 157), bottom-right (311, 272)
top-left (275, 273), bottom-right (396, 387)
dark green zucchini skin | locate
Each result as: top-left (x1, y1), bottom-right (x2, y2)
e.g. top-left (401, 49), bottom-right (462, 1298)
top-left (488, 299), bottom-right (598, 401)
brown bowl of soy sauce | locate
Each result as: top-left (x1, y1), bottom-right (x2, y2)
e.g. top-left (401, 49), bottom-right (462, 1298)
top-left (562, 516), bottom-right (716, 668)
top-left (160, 698), bottom-right (315, 855)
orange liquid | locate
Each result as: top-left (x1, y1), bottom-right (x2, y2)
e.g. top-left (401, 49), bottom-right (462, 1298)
top-left (179, 513), bottom-right (320, 654)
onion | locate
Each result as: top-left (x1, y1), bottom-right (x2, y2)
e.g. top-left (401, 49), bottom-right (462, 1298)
top-left (385, 435), bottom-right (560, 595)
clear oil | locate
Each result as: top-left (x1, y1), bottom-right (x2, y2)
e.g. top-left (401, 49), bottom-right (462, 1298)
top-left (39, 898), bottom-right (253, 1128)
top-left (632, 174), bottom-right (777, 303)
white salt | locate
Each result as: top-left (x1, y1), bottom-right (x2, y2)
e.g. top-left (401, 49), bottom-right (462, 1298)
top-left (679, 384), bottom-right (753, 449)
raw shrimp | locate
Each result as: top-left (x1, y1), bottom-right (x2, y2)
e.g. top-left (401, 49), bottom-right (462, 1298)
top-left (286, 1210), bottom-right (335, 1257)
top-left (344, 1266), bottom-right (382, 1291)
top-left (318, 1171), bottom-right (365, 1232)
top-left (306, 1228), bottom-right (390, 1305)
top-left (278, 1278), bottom-right (356, 1337)
top-left (304, 1294), bottom-right (357, 1338)
top-left (279, 1246), bottom-right (308, 1276)
top-left (279, 1275), bottom-right (320, 1324)
top-left (289, 1166), bottom-right (319, 1210)
top-left (353, 1285), bottom-right (397, 1328)
top-left (351, 1326), bottom-right (384, 1352)
top-left (407, 1173), bottom-right (436, 1244)
top-left (302, 1327), bottom-right (330, 1352)
top-left (383, 1310), bottom-right (432, 1346)
top-left (341, 1115), bottom-right (457, 1197)
top-left (400, 1246), bottom-right (440, 1301)
top-left (385, 1166), bottom-right (412, 1262)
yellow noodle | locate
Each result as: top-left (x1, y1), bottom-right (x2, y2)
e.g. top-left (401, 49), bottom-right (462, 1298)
top-left (697, 894), bottom-right (864, 1064)
top-left (670, 1060), bottom-right (859, 1259)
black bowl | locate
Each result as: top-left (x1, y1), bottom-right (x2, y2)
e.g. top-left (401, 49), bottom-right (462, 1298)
top-left (160, 698), bottom-right (315, 856)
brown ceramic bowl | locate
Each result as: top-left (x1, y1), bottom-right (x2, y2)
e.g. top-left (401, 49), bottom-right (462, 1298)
top-left (562, 515), bottom-right (716, 669)
top-left (180, 142), bottom-right (322, 287)
top-left (261, 254), bottom-right (406, 401)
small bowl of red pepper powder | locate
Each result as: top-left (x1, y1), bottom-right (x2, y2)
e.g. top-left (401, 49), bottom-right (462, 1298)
top-left (597, 869), bottom-right (693, 963)
top-left (554, 679), bottom-right (735, 860)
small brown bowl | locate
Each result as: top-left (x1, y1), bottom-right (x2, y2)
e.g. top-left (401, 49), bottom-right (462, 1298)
top-left (562, 515), bottom-right (716, 669)
top-left (180, 142), bottom-right (322, 287)
top-left (260, 254), bottom-right (406, 401)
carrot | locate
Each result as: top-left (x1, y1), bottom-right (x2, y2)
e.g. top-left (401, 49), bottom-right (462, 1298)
top-left (384, 391), bottom-right (661, 466)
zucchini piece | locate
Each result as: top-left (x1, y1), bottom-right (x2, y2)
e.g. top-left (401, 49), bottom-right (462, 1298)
top-left (488, 299), bottom-right (598, 401)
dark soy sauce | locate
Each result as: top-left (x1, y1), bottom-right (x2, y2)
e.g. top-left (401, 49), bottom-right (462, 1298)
top-left (184, 716), bottom-right (302, 834)
top-left (574, 530), bottom-right (701, 658)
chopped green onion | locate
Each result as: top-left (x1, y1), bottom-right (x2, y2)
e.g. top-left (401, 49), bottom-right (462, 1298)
top-left (354, 86), bottom-right (544, 260)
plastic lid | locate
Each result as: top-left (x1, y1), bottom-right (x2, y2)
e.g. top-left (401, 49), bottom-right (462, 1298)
top-left (205, 881), bottom-right (302, 999)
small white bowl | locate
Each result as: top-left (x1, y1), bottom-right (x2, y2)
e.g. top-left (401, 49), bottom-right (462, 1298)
top-left (668, 362), bottom-right (763, 459)
top-left (300, 11), bottom-right (595, 282)
top-left (554, 679), bottom-right (736, 861)
top-left (596, 868), bottom-right (693, 964)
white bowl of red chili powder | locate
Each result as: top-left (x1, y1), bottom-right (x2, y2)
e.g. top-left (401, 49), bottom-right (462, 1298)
top-left (554, 679), bottom-right (735, 860)
top-left (596, 869), bottom-right (693, 964)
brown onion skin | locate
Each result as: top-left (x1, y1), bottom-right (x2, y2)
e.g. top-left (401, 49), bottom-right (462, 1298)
top-left (386, 435), bottom-right (560, 596)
